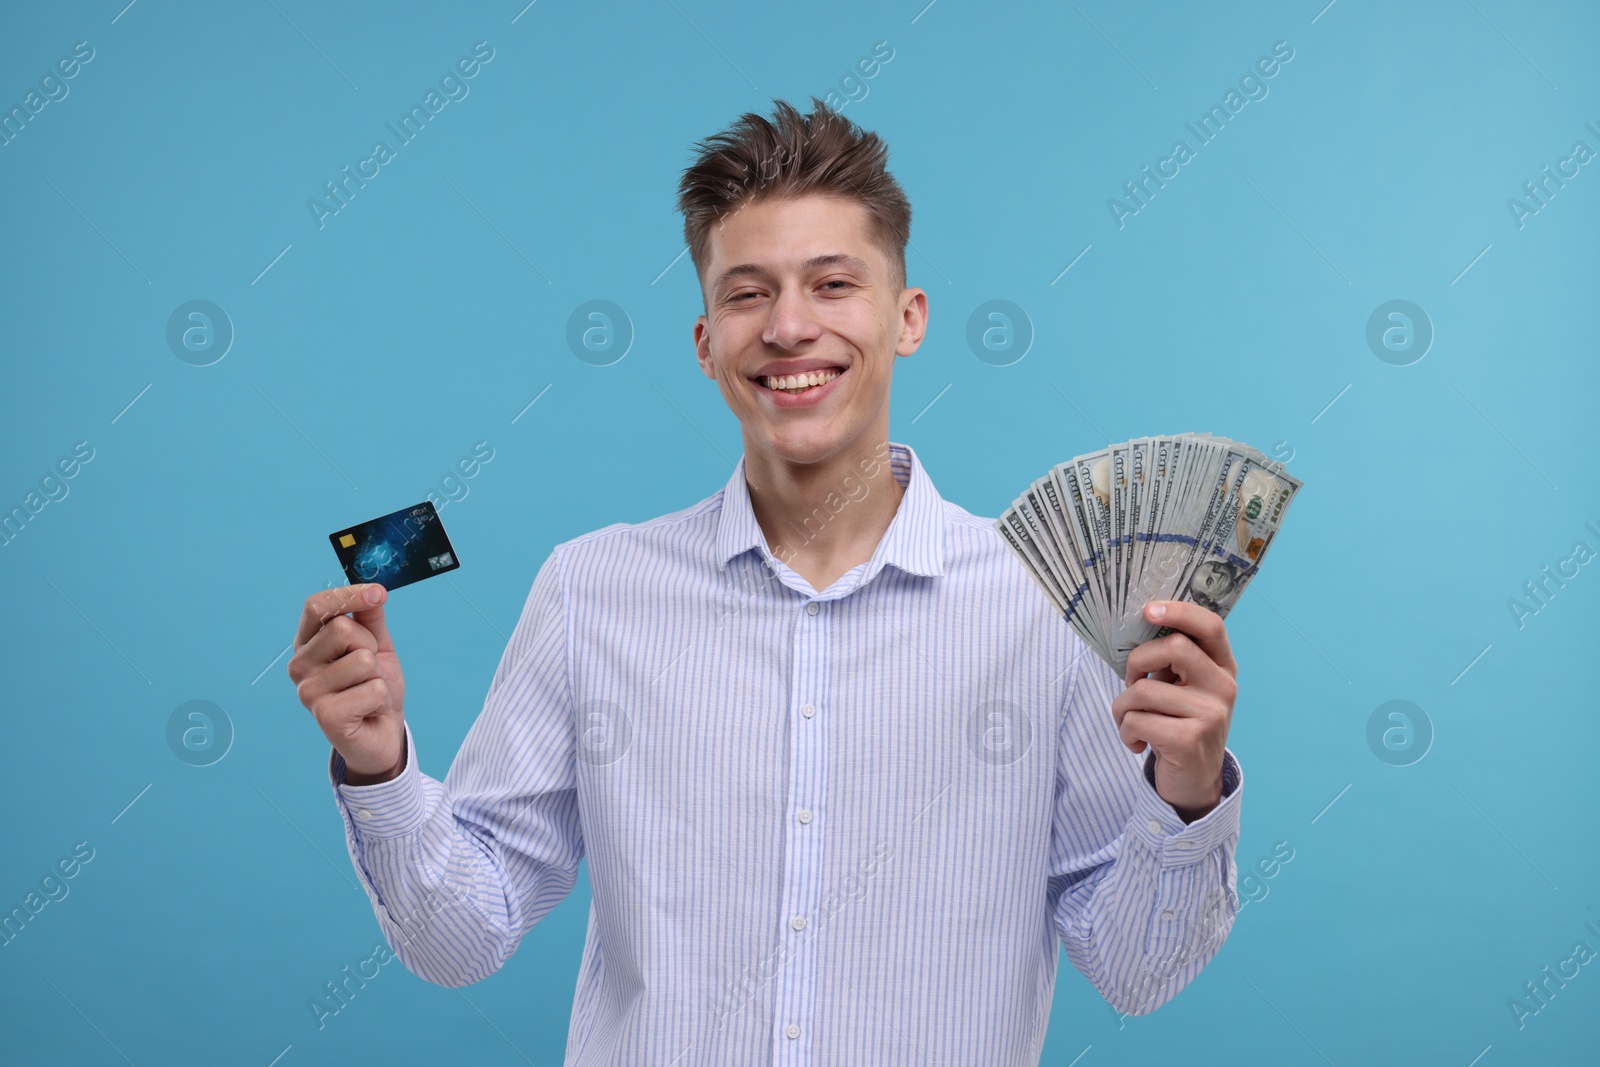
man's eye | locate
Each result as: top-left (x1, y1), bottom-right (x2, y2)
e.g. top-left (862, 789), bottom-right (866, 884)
top-left (822, 280), bottom-right (854, 291)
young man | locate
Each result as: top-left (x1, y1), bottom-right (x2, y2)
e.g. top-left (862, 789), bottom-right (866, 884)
top-left (288, 98), bottom-right (1243, 1066)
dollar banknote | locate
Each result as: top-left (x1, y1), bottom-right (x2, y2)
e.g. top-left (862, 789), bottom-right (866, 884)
top-left (996, 434), bottom-right (1303, 674)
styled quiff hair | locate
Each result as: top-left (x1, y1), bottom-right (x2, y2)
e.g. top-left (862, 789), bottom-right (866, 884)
top-left (676, 97), bottom-right (912, 297)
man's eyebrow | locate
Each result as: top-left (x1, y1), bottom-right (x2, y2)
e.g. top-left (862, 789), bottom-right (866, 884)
top-left (712, 253), bottom-right (872, 294)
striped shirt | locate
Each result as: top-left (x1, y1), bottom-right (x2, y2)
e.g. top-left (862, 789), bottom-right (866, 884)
top-left (327, 440), bottom-right (1244, 1066)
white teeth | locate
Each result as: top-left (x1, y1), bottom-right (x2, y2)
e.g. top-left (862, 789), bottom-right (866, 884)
top-left (760, 368), bottom-right (842, 392)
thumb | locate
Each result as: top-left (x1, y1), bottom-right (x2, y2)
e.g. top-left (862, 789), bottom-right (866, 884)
top-left (350, 583), bottom-right (395, 653)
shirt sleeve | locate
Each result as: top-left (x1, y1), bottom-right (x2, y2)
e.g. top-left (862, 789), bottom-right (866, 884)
top-left (1047, 641), bottom-right (1243, 1017)
top-left (325, 548), bottom-right (584, 987)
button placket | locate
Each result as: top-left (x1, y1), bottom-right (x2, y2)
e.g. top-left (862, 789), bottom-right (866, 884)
top-left (1143, 859), bottom-right (1196, 965)
top-left (773, 596), bottom-right (827, 1063)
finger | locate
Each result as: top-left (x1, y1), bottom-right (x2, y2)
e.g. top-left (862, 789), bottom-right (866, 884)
top-left (1116, 707), bottom-right (1200, 757)
top-left (311, 676), bottom-right (389, 731)
top-left (295, 646), bottom-right (381, 709)
top-left (1125, 632), bottom-right (1228, 690)
top-left (1112, 676), bottom-right (1215, 727)
top-left (1143, 600), bottom-right (1236, 676)
top-left (350, 587), bottom-right (394, 654)
top-left (289, 614), bottom-right (377, 681)
top-left (296, 584), bottom-right (383, 649)
top-left (295, 583), bottom-right (391, 652)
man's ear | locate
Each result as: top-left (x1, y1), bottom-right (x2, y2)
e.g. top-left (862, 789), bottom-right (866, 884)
top-left (895, 287), bottom-right (929, 358)
top-left (693, 315), bottom-right (717, 380)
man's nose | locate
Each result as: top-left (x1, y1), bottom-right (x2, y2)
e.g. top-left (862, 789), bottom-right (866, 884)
top-left (762, 286), bottom-right (822, 350)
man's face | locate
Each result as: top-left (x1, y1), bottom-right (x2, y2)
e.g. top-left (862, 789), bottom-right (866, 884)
top-left (693, 193), bottom-right (926, 467)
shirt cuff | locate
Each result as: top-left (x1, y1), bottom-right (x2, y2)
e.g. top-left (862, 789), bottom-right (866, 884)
top-left (328, 720), bottom-right (428, 839)
top-left (1128, 746), bottom-right (1242, 866)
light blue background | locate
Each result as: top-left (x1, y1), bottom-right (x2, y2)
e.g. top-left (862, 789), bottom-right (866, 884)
top-left (2, 1), bottom-right (1596, 1064)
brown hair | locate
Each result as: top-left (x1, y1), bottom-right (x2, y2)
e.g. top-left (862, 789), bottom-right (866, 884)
top-left (676, 96), bottom-right (912, 298)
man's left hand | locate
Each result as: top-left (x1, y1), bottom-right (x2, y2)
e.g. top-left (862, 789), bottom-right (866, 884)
top-left (1111, 600), bottom-right (1238, 822)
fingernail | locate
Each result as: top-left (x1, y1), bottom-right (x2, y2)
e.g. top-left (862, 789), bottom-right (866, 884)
top-left (1147, 602), bottom-right (1166, 620)
top-left (364, 586), bottom-right (383, 604)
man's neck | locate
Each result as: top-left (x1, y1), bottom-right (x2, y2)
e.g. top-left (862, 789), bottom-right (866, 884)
top-left (743, 432), bottom-right (906, 592)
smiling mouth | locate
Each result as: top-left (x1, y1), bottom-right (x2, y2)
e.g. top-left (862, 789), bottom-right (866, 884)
top-left (754, 367), bottom-right (845, 394)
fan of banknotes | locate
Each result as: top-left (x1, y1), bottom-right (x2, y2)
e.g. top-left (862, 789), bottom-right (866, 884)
top-left (995, 433), bottom-right (1304, 673)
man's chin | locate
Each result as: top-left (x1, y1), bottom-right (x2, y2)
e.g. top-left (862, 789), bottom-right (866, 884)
top-left (747, 421), bottom-right (851, 468)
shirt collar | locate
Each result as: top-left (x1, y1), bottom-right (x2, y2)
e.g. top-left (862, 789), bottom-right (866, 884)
top-left (714, 440), bottom-right (946, 581)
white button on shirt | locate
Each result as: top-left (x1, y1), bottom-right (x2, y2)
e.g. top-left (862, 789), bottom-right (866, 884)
top-left (328, 441), bottom-right (1243, 1066)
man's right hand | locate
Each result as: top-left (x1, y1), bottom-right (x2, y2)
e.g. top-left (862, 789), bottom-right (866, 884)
top-left (288, 584), bottom-right (408, 785)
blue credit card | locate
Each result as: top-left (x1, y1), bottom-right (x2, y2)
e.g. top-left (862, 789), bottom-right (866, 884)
top-left (329, 500), bottom-right (460, 591)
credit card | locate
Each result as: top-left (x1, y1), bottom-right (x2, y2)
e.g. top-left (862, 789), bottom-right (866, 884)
top-left (329, 500), bottom-right (461, 591)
